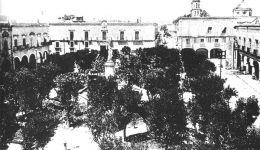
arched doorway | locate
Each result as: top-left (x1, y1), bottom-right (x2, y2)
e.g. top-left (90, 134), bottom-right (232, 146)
top-left (196, 48), bottom-right (208, 58)
top-left (247, 58), bottom-right (252, 75)
top-left (253, 61), bottom-right (259, 79)
top-left (237, 53), bottom-right (241, 70)
top-left (14, 57), bottom-right (21, 70)
top-left (29, 54), bottom-right (36, 69)
top-left (43, 51), bottom-right (49, 62)
top-left (21, 56), bottom-right (29, 68)
top-left (1, 59), bottom-right (11, 72)
top-left (210, 48), bottom-right (222, 59)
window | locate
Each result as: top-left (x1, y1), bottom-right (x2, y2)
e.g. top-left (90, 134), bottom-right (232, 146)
top-left (23, 38), bottom-right (26, 46)
top-left (135, 31), bottom-right (139, 40)
top-left (215, 39), bottom-right (219, 43)
top-left (14, 39), bottom-right (18, 47)
top-left (200, 39), bottom-right (204, 43)
top-left (249, 38), bottom-right (252, 47)
top-left (102, 31), bottom-right (106, 40)
top-left (120, 31), bottom-right (124, 40)
top-left (70, 31), bottom-right (74, 40)
top-left (207, 27), bottom-right (212, 34)
top-left (186, 39), bottom-right (190, 44)
top-left (70, 42), bottom-right (74, 47)
top-left (222, 27), bottom-right (227, 34)
top-left (256, 39), bottom-right (259, 47)
top-left (85, 31), bottom-right (88, 41)
top-left (85, 42), bottom-right (88, 48)
top-left (56, 42), bottom-right (59, 47)
top-left (243, 38), bottom-right (246, 45)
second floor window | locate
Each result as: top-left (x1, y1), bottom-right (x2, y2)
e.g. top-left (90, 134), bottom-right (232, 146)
top-left (14, 39), bottom-right (18, 47)
top-left (70, 42), bottom-right (74, 47)
top-left (215, 39), bottom-right (219, 43)
top-left (85, 42), bottom-right (88, 48)
top-left (102, 31), bottom-right (106, 40)
top-left (85, 31), bottom-right (88, 41)
top-left (70, 31), bottom-right (74, 40)
top-left (200, 39), bottom-right (204, 43)
top-left (23, 38), bottom-right (26, 46)
top-left (207, 27), bottom-right (212, 34)
top-left (56, 42), bottom-right (59, 47)
top-left (186, 39), bottom-right (190, 44)
top-left (120, 31), bottom-right (124, 40)
top-left (135, 31), bottom-right (139, 40)
top-left (256, 39), bottom-right (259, 47)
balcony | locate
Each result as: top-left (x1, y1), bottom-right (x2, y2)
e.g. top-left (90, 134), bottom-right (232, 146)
top-left (185, 43), bottom-right (191, 48)
top-left (55, 47), bottom-right (61, 52)
top-left (242, 46), bottom-right (245, 51)
top-left (247, 47), bottom-right (251, 53)
top-left (253, 49), bottom-right (258, 56)
top-left (118, 41), bottom-right (128, 45)
top-left (70, 47), bottom-right (75, 52)
top-left (214, 43), bottom-right (220, 47)
top-left (133, 41), bottom-right (143, 45)
top-left (200, 43), bottom-right (205, 48)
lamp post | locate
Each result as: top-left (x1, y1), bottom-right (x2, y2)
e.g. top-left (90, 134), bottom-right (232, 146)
top-left (217, 50), bottom-right (226, 78)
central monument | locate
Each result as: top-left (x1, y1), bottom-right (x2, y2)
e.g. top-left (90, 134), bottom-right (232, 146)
top-left (104, 40), bottom-right (115, 78)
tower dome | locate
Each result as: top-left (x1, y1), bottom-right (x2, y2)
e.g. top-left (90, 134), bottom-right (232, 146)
top-left (233, 0), bottom-right (252, 17)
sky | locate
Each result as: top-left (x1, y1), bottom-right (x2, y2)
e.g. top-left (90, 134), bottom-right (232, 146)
top-left (0, 0), bottom-right (260, 24)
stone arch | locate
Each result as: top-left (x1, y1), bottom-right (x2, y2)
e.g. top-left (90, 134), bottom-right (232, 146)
top-left (39, 52), bottom-right (43, 63)
top-left (1, 59), bottom-right (11, 72)
top-left (210, 48), bottom-right (222, 59)
top-left (43, 51), bottom-right (49, 60)
top-left (21, 55), bottom-right (29, 68)
top-left (196, 48), bottom-right (208, 58)
top-left (253, 61), bottom-right (259, 80)
top-left (29, 54), bottom-right (36, 69)
top-left (14, 57), bottom-right (21, 70)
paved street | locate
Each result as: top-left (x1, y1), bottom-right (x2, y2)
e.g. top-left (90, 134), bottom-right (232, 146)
top-left (224, 69), bottom-right (260, 127)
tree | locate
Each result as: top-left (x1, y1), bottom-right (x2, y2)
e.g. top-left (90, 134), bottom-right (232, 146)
top-left (3, 63), bottom-right (60, 149)
top-left (117, 47), bottom-right (188, 149)
top-left (52, 72), bottom-right (88, 127)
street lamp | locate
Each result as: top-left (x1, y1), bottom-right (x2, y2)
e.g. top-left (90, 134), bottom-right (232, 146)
top-left (216, 50), bottom-right (226, 78)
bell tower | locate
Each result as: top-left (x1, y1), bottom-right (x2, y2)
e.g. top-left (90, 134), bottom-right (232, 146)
top-left (191, 0), bottom-right (202, 17)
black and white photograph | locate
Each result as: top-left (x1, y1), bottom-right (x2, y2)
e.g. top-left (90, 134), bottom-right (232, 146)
top-left (0, 0), bottom-right (260, 149)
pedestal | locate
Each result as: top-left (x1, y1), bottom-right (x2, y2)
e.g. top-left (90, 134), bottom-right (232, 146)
top-left (104, 60), bottom-right (115, 78)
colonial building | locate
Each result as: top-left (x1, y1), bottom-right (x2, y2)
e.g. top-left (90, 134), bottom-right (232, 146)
top-left (173, 0), bottom-right (258, 76)
top-left (234, 19), bottom-right (260, 80)
top-left (0, 16), bottom-right (50, 71)
top-left (12, 23), bottom-right (50, 70)
top-left (49, 19), bottom-right (158, 55)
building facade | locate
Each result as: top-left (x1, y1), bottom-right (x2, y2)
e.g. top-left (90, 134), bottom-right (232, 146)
top-left (0, 17), bottom-right (51, 71)
top-left (49, 20), bottom-right (158, 55)
top-left (234, 20), bottom-right (260, 80)
top-left (173, 0), bottom-right (258, 76)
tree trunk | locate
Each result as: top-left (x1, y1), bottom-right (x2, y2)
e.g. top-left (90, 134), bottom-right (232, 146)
top-left (165, 144), bottom-right (168, 150)
top-left (123, 125), bottom-right (126, 141)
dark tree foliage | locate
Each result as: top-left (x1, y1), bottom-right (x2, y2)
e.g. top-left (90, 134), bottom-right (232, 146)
top-left (181, 48), bottom-right (215, 78)
top-left (116, 46), bottom-right (188, 149)
top-left (52, 72), bottom-right (88, 127)
top-left (74, 50), bottom-right (98, 70)
top-left (3, 63), bottom-right (60, 149)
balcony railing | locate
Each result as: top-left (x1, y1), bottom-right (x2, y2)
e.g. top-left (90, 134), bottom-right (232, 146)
top-left (200, 43), bottom-right (205, 48)
top-left (186, 43), bottom-right (191, 48)
top-left (242, 46), bottom-right (245, 51)
top-left (253, 49), bottom-right (258, 56)
top-left (133, 41), bottom-right (143, 45)
top-left (214, 43), bottom-right (220, 47)
top-left (118, 41), bottom-right (128, 45)
top-left (247, 47), bottom-right (251, 53)
top-left (55, 47), bottom-right (61, 52)
top-left (70, 47), bottom-right (75, 52)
